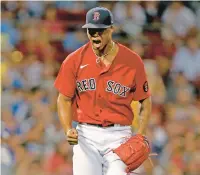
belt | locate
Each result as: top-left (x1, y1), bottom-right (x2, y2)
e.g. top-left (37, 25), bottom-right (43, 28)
top-left (80, 122), bottom-right (115, 127)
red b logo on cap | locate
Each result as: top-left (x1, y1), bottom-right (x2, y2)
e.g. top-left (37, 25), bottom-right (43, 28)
top-left (93, 11), bottom-right (100, 21)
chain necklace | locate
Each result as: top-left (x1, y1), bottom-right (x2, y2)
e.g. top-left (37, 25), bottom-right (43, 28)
top-left (93, 41), bottom-right (115, 64)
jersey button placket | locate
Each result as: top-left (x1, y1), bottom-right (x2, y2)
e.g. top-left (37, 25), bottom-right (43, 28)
top-left (95, 75), bottom-right (103, 117)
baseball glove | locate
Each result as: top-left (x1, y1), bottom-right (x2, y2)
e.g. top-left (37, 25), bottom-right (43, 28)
top-left (113, 134), bottom-right (150, 173)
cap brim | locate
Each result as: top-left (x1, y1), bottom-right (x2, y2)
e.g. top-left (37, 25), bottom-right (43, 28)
top-left (82, 23), bottom-right (112, 29)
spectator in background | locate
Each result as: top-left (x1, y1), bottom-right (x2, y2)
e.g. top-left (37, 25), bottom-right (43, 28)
top-left (113, 1), bottom-right (146, 37)
top-left (1, 108), bottom-right (28, 174)
top-left (167, 72), bottom-right (195, 103)
top-left (3, 1), bottom-right (18, 12)
top-left (1, 32), bottom-right (14, 52)
top-left (143, 59), bottom-right (166, 105)
top-left (37, 27), bottom-right (58, 61)
top-left (25, 1), bottom-right (45, 18)
top-left (1, 108), bottom-right (19, 140)
top-left (15, 1), bottom-right (32, 24)
top-left (44, 117), bottom-right (65, 155)
top-left (1, 11), bottom-right (21, 47)
top-left (43, 5), bottom-right (64, 40)
top-left (43, 55), bottom-right (59, 88)
top-left (2, 51), bottom-right (25, 92)
top-left (24, 54), bottom-right (44, 90)
top-left (144, 1), bottom-right (160, 25)
top-left (10, 89), bottom-right (30, 123)
top-left (1, 143), bottom-right (15, 175)
top-left (130, 40), bottom-right (146, 58)
top-left (16, 153), bottom-right (44, 175)
top-left (143, 27), bottom-right (177, 61)
top-left (159, 27), bottom-right (177, 59)
top-left (113, 1), bottom-right (146, 26)
top-left (171, 28), bottom-right (200, 85)
top-left (161, 1), bottom-right (197, 37)
top-left (173, 88), bottom-right (198, 120)
top-left (22, 22), bottom-right (40, 41)
top-left (62, 27), bottom-right (87, 52)
top-left (17, 24), bottom-right (47, 59)
top-left (44, 140), bottom-right (73, 175)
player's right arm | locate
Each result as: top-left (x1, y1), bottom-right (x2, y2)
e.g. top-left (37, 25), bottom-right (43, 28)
top-left (57, 93), bottom-right (78, 145)
top-left (54, 53), bottom-right (78, 145)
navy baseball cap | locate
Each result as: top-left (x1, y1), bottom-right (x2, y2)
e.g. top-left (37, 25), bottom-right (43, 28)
top-left (82, 7), bottom-right (114, 29)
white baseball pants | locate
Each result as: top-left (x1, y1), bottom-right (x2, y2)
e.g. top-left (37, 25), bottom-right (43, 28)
top-left (73, 123), bottom-right (143, 175)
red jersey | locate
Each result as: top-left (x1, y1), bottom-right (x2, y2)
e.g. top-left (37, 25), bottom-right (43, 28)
top-left (54, 42), bottom-right (150, 126)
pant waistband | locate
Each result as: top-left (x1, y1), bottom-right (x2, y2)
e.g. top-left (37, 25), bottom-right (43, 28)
top-left (79, 122), bottom-right (122, 128)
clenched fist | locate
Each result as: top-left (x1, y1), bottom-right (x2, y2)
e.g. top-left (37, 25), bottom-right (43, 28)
top-left (66, 128), bottom-right (78, 145)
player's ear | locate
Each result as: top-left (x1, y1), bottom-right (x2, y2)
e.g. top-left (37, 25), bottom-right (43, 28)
top-left (110, 26), bottom-right (114, 33)
top-left (86, 28), bottom-right (90, 38)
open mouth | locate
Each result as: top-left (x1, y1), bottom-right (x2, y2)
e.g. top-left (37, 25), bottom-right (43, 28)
top-left (92, 40), bottom-right (101, 44)
top-left (92, 39), bottom-right (102, 48)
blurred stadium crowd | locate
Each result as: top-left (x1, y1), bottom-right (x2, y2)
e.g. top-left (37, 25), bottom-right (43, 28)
top-left (1, 1), bottom-right (200, 175)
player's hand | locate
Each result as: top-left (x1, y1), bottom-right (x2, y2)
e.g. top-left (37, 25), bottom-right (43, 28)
top-left (66, 128), bottom-right (78, 145)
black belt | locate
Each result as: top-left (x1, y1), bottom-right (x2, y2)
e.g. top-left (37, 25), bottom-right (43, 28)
top-left (80, 122), bottom-right (115, 127)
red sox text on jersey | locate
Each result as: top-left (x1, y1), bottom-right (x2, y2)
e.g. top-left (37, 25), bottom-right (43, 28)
top-left (76, 79), bottom-right (130, 97)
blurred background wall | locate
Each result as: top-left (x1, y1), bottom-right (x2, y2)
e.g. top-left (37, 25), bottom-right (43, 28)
top-left (1, 1), bottom-right (200, 175)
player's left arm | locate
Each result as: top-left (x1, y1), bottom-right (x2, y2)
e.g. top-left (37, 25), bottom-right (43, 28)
top-left (131, 54), bottom-right (152, 135)
top-left (138, 97), bottom-right (152, 135)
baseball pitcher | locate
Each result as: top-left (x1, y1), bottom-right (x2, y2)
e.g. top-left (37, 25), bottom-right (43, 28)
top-left (55, 7), bottom-right (152, 175)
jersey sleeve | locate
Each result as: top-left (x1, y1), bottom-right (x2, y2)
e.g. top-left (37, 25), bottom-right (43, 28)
top-left (132, 56), bottom-right (151, 101)
top-left (54, 56), bottom-right (76, 98)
